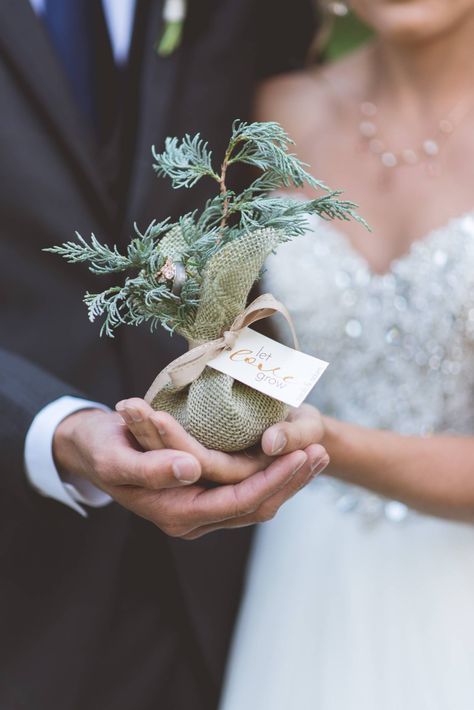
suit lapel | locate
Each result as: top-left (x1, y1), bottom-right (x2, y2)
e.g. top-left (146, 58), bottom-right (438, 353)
top-left (123, 0), bottom-right (183, 229)
top-left (0, 0), bottom-right (114, 223)
top-left (123, 0), bottom-right (243, 233)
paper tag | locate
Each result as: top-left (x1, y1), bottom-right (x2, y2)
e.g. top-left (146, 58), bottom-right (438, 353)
top-left (207, 327), bottom-right (328, 408)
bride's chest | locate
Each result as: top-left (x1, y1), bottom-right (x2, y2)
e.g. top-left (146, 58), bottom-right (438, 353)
top-left (262, 214), bottom-right (474, 433)
top-left (264, 215), bottom-right (474, 346)
top-left (303, 129), bottom-right (474, 275)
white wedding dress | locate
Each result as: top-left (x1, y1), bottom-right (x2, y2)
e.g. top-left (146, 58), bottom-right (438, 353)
top-left (220, 208), bottom-right (474, 710)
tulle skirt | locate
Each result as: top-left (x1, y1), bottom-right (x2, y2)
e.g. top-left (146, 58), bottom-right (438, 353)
top-left (220, 480), bottom-right (474, 710)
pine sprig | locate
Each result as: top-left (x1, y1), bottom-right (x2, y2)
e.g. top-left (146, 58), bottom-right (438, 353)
top-left (227, 121), bottom-right (326, 191)
top-left (47, 120), bottom-right (366, 336)
top-left (152, 135), bottom-right (219, 189)
top-left (46, 219), bottom-right (173, 275)
top-left (46, 233), bottom-right (131, 274)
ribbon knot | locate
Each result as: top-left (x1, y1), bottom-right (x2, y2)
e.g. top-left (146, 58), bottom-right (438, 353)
top-left (145, 293), bottom-right (299, 402)
top-left (222, 330), bottom-right (239, 350)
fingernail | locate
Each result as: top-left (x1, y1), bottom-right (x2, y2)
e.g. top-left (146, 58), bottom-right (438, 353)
top-left (115, 401), bottom-right (126, 411)
top-left (270, 431), bottom-right (287, 455)
top-left (292, 453), bottom-right (307, 475)
top-left (172, 457), bottom-right (200, 484)
top-left (310, 455), bottom-right (330, 477)
top-left (118, 410), bottom-right (133, 424)
top-left (126, 407), bottom-right (143, 423)
top-left (154, 419), bottom-right (166, 437)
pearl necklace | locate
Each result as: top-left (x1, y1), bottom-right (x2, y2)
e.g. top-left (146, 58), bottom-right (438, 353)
top-left (358, 97), bottom-right (472, 174)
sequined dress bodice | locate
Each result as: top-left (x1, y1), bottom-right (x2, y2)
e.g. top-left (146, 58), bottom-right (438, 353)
top-left (262, 210), bottom-right (474, 521)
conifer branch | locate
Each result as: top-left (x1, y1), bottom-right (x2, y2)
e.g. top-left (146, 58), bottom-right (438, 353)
top-left (47, 121), bottom-right (366, 336)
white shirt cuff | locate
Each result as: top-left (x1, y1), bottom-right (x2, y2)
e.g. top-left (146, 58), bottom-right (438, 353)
top-left (24, 395), bottom-right (113, 517)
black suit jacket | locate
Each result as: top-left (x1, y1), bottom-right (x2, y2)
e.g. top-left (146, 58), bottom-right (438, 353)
top-left (0, 2), bottom-right (316, 708)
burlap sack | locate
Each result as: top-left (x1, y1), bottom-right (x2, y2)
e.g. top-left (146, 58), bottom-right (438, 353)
top-left (147, 227), bottom-right (289, 451)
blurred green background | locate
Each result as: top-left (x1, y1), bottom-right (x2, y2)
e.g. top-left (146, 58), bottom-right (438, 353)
top-left (327, 12), bottom-right (372, 59)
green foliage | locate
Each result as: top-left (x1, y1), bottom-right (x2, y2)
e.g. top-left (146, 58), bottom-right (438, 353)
top-left (152, 135), bottom-right (218, 188)
top-left (47, 120), bottom-right (364, 337)
top-left (326, 12), bottom-right (372, 60)
top-left (226, 121), bottom-right (324, 189)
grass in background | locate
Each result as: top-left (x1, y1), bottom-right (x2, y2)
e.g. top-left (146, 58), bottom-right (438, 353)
top-left (326, 12), bottom-right (372, 60)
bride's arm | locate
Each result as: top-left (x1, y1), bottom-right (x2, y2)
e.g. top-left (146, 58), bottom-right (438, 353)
top-left (322, 416), bottom-right (474, 522)
top-left (260, 407), bottom-right (474, 521)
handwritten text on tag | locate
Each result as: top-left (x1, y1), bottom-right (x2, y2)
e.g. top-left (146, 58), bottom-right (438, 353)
top-left (207, 328), bottom-right (328, 408)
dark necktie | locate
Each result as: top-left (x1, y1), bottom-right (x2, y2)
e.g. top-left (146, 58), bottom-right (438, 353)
top-left (43, 0), bottom-right (115, 137)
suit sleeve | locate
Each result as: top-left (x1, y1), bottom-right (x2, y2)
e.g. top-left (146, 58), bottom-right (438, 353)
top-left (254, 0), bottom-right (319, 79)
top-left (0, 346), bottom-right (84, 506)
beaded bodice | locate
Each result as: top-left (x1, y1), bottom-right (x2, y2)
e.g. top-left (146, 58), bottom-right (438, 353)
top-left (262, 209), bottom-right (474, 521)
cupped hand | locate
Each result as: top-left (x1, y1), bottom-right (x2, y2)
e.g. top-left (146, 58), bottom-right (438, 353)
top-left (116, 399), bottom-right (325, 485)
top-left (53, 407), bottom-right (329, 540)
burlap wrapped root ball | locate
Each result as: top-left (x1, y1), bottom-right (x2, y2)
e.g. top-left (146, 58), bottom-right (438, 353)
top-left (147, 227), bottom-right (289, 451)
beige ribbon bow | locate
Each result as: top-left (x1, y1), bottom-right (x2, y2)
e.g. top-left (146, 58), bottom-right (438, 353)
top-left (144, 293), bottom-right (299, 403)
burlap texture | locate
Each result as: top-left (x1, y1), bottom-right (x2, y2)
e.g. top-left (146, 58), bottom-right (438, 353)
top-left (149, 228), bottom-right (289, 451)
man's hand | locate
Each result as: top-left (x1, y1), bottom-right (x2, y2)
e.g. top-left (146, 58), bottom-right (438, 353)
top-left (53, 408), bottom-right (328, 539)
top-left (115, 399), bottom-right (325, 485)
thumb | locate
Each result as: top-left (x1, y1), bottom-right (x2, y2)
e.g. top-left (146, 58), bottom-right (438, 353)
top-left (113, 447), bottom-right (202, 489)
top-left (261, 405), bottom-right (323, 457)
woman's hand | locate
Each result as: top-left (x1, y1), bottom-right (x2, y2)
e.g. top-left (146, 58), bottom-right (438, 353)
top-left (261, 404), bottom-right (325, 457)
top-left (116, 399), bottom-right (327, 486)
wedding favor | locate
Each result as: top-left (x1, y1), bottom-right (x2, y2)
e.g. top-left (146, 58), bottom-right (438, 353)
top-left (48, 121), bottom-right (361, 450)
